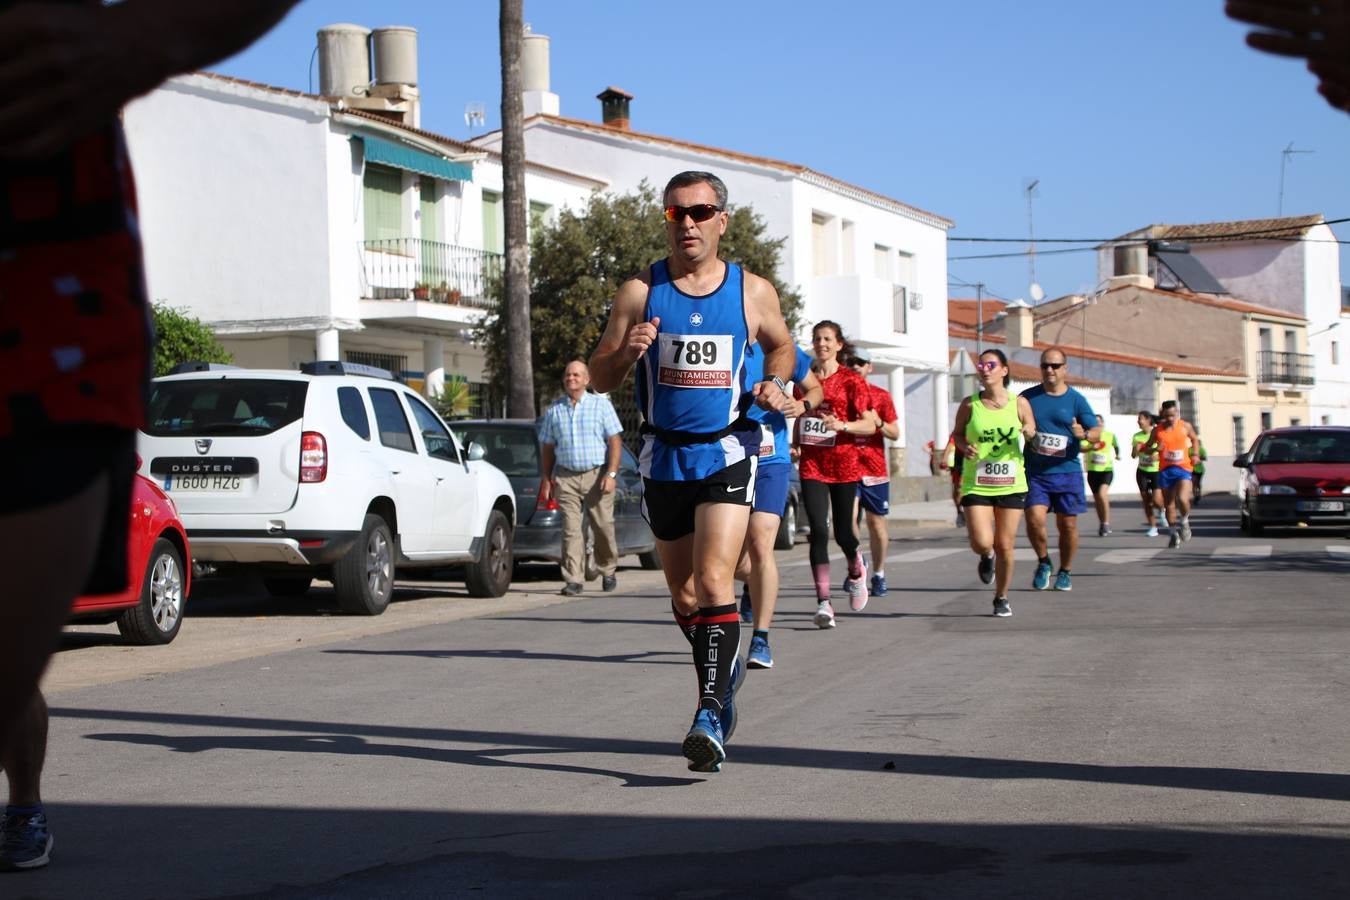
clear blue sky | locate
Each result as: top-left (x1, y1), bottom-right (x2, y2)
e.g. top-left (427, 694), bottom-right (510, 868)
top-left (217, 0), bottom-right (1349, 305)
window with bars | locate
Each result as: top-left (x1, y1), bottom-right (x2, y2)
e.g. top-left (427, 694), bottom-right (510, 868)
top-left (1232, 414), bottom-right (1245, 456)
top-left (346, 350), bottom-right (407, 377)
top-left (1177, 388), bottom-right (1198, 434)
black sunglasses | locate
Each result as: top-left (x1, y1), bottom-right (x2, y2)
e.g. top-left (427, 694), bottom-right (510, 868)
top-left (1040, 362), bottom-right (1065, 370)
top-left (664, 204), bottom-right (722, 223)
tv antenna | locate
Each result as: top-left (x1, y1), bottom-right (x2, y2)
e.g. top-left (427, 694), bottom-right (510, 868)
top-left (1278, 142), bottom-right (1313, 216)
top-left (1023, 177), bottom-right (1041, 302)
top-left (464, 102), bottom-right (486, 129)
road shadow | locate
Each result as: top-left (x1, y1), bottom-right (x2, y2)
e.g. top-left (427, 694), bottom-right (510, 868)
top-left (323, 647), bottom-right (687, 666)
top-left (32, 805), bottom-right (1350, 899)
top-left (54, 706), bottom-right (1350, 804)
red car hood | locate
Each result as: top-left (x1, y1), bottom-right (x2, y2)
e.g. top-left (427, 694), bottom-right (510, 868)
top-left (1252, 462), bottom-right (1350, 492)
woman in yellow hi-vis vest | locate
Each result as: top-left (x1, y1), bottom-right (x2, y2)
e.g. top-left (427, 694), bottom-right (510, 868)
top-left (1081, 414), bottom-right (1121, 537)
top-left (952, 349), bottom-right (1038, 617)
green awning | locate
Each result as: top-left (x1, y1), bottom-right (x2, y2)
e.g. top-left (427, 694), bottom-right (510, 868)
top-left (357, 135), bottom-right (472, 182)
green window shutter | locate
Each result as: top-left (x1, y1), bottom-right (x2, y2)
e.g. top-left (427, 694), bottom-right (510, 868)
top-left (419, 177), bottom-right (438, 243)
top-left (363, 164), bottom-right (403, 242)
top-left (482, 190), bottom-right (503, 254)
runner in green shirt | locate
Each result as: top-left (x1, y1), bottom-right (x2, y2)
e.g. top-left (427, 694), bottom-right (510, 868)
top-left (1081, 414), bottom-right (1120, 536)
top-left (953, 349), bottom-right (1037, 618)
top-left (1130, 411), bottom-right (1163, 537)
top-left (1191, 440), bottom-right (1208, 507)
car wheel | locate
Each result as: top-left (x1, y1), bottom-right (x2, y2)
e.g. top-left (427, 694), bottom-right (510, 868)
top-left (116, 538), bottom-right (186, 645)
top-left (465, 510), bottom-right (513, 598)
top-left (333, 514), bottom-right (394, 615)
top-left (263, 575), bottom-right (313, 598)
top-left (638, 549), bottom-right (662, 570)
top-left (774, 500), bottom-right (798, 550)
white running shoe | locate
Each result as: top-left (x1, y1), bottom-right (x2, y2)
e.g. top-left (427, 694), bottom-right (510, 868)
top-left (1180, 519), bottom-right (1192, 542)
top-left (813, 600), bottom-right (836, 629)
top-left (1146, 525), bottom-right (1159, 537)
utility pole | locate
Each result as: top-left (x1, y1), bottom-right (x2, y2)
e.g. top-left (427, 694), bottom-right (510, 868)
top-left (1278, 142), bottom-right (1314, 217)
top-left (975, 282), bottom-right (985, 355)
top-left (499, 0), bottom-right (535, 417)
top-left (1024, 178), bottom-right (1039, 293)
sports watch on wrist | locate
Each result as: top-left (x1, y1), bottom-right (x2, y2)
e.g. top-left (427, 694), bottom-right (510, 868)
top-left (770, 375), bottom-right (788, 394)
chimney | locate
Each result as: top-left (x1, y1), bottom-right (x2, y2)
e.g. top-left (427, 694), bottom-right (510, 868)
top-left (597, 86), bottom-right (633, 130)
top-left (1005, 301), bottom-right (1036, 349)
top-left (1107, 242), bottom-right (1154, 289)
top-left (521, 25), bottom-right (560, 117)
top-left (317, 24), bottom-right (420, 128)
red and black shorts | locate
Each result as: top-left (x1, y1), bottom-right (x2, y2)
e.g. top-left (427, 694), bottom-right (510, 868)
top-left (0, 124), bottom-right (151, 439)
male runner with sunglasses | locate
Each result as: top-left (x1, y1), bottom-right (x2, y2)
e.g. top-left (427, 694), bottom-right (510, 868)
top-left (590, 171), bottom-right (796, 773)
top-left (1020, 348), bottom-right (1099, 593)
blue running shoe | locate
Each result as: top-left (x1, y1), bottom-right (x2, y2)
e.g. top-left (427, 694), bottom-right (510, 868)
top-left (722, 655), bottom-right (744, 741)
top-left (1054, 569), bottom-right (1073, 592)
top-left (747, 634), bottom-right (774, 669)
top-left (683, 708), bottom-right (726, 772)
top-left (738, 584), bottom-right (752, 624)
top-left (1031, 560), bottom-right (1053, 591)
top-left (870, 573), bottom-right (887, 597)
top-left (0, 809), bottom-right (53, 871)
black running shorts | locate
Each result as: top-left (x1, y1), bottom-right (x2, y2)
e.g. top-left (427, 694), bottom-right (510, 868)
top-left (642, 456), bottom-right (756, 542)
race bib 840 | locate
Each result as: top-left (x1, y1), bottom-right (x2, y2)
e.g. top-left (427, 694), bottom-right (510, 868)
top-left (799, 416), bottom-right (837, 447)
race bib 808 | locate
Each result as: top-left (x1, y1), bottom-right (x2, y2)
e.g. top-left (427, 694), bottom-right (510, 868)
top-left (975, 458), bottom-right (1019, 487)
top-left (657, 333), bottom-right (733, 388)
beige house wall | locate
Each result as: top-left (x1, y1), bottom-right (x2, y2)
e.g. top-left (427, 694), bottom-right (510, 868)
top-left (1033, 289), bottom-right (1246, 374)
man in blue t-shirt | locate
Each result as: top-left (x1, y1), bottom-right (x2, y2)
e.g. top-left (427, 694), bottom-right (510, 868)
top-left (735, 342), bottom-right (821, 670)
top-left (1020, 347), bottom-right (1100, 593)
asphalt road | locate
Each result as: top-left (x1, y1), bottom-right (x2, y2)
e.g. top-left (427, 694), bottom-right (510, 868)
top-left (24, 497), bottom-right (1350, 899)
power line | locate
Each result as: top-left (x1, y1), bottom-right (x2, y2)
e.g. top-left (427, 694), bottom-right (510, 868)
top-left (949, 247), bottom-right (1097, 262)
top-left (947, 216), bottom-right (1350, 244)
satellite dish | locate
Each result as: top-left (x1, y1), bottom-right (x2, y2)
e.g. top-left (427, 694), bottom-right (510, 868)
top-left (1029, 282), bottom-right (1045, 302)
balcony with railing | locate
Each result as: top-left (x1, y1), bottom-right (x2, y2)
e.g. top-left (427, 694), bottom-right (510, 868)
top-left (360, 239), bottom-right (503, 309)
top-left (1257, 349), bottom-right (1315, 389)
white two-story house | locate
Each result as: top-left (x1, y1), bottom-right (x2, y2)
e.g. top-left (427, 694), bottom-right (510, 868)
top-left (469, 30), bottom-right (955, 482)
top-left (1100, 215), bottom-right (1347, 426)
top-left (122, 24), bottom-right (601, 409)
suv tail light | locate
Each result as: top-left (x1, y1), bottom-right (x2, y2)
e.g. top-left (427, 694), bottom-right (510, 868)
top-left (300, 432), bottom-right (328, 483)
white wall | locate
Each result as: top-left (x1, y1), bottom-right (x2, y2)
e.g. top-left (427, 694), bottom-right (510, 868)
top-left (124, 76), bottom-right (337, 327)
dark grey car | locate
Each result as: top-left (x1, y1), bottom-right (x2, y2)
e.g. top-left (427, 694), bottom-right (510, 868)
top-left (452, 419), bottom-right (661, 573)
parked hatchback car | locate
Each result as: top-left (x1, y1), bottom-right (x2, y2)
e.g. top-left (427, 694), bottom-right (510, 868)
top-left (139, 362), bottom-right (517, 614)
top-left (1234, 425), bottom-right (1350, 534)
top-left (69, 471), bottom-right (192, 645)
top-left (451, 419), bottom-right (661, 573)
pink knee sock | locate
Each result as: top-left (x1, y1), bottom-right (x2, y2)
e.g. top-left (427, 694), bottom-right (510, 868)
top-left (813, 563), bottom-right (831, 600)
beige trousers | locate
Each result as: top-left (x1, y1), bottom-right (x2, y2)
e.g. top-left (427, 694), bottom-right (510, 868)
top-left (554, 466), bottom-right (618, 585)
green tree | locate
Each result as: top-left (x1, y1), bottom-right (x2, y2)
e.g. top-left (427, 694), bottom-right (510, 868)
top-left (475, 182), bottom-right (803, 424)
top-left (151, 302), bottom-right (231, 376)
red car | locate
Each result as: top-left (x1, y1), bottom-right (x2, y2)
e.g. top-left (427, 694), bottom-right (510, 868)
top-left (1235, 426), bottom-right (1350, 535)
top-left (69, 471), bottom-right (191, 644)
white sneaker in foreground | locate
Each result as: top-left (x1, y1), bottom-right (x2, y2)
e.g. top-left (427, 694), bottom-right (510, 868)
top-left (847, 559), bottom-right (869, 611)
top-left (813, 600), bottom-right (836, 629)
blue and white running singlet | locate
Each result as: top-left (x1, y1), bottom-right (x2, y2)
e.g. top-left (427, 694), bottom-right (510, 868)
top-left (636, 259), bottom-right (757, 480)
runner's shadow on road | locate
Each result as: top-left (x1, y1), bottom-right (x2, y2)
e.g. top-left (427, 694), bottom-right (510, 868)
top-left (60, 706), bottom-right (1350, 803)
top-left (83, 731), bottom-right (701, 788)
top-left (322, 647), bottom-right (686, 666)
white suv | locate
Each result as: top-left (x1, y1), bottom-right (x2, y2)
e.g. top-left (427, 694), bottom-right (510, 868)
top-left (138, 361), bottom-right (516, 614)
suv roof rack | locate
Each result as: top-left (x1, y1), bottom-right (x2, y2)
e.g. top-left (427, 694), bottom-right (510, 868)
top-left (169, 361), bottom-right (241, 374)
top-left (300, 360), bottom-right (397, 381)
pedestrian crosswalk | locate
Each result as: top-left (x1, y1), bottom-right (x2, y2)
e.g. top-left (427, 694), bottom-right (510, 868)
top-left (1090, 544), bottom-right (1349, 564)
top-left (785, 542), bottom-right (1348, 571)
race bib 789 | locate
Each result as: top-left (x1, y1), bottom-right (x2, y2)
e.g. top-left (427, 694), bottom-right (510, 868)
top-left (657, 333), bottom-right (733, 388)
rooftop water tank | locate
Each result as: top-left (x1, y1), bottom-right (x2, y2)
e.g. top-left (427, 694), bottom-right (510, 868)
top-left (372, 26), bottom-right (418, 86)
top-left (317, 24), bottom-right (371, 98)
